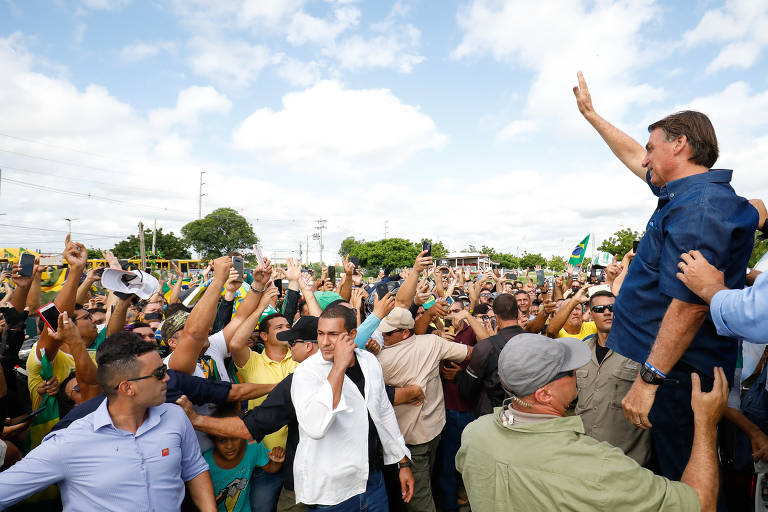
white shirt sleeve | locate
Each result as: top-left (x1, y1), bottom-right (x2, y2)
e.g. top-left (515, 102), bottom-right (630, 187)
top-left (291, 364), bottom-right (348, 440)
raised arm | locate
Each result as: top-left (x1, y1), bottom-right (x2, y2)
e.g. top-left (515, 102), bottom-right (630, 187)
top-left (219, 260), bottom-right (273, 345)
top-left (545, 287), bottom-right (587, 338)
top-left (230, 287), bottom-right (278, 368)
top-left (573, 71), bottom-right (646, 180)
top-left (10, 261), bottom-right (37, 314)
top-left (396, 250), bottom-right (432, 308)
top-left (75, 266), bottom-right (102, 306)
top-left (169, 257), bottom-right (231, 374)
top-left (106, 295), bottom-right (133, 337)
top-left (338, 258), bottom-right (354, 302)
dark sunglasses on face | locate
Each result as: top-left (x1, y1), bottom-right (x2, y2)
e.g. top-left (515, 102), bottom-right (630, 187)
top-left (114, 364), bottom-right (167, 389)
top-left (288, 339), bottom-right (317, 347)
top-left (590, 304), bottom-right (614, 313)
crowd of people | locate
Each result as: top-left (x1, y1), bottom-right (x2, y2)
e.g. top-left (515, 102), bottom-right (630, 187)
top-left (0, 72), bottom-right (767, 511)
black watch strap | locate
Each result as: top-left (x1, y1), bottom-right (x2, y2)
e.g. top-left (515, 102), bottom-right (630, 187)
top-left (397, 458), bottom-right (413, 469)
top-left (640, 365), bottom-right (665, 385)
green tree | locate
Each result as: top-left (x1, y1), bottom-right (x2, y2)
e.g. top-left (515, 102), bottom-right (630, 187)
top-left (87, 248), bottom-right (103, 259)
top-left (338, 236), bottom-right (361, 258)
top-left (349, 238), bottom-right (421, 271)
top-left (181, 208), bottom-right (258, 258)
top-left (548, 255), bottom-right (566, 272)
top-left (598, 227), bottom-right (644, 257)
top-left (749, 233), bottom-right (768, 268)
top-left (481, 245), bottom-right (519, 269)
top-left (112, 228), bottom-right (191, 259)
top-left (519, 252), bottom-right (546, 269)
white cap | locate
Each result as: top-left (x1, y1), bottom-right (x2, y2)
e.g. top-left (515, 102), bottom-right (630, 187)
top-left (101, 269), bottom-right (159, 299)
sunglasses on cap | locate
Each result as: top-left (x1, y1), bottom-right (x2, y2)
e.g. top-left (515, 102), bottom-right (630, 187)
top-left (114, 364), bottom-right (167, 390)
top-left (590, 304), bottom-right (614, 313)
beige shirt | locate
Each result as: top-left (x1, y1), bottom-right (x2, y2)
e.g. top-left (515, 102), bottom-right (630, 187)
top-left (575, 336), bottom-right (651, 466)
top-left (377, 333), bottom-right (469, 445)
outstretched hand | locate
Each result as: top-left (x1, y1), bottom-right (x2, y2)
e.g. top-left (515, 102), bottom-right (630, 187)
top-left (573, 71), bottom-right (595, 117)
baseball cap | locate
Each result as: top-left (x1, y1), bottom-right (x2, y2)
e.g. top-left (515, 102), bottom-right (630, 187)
top-left (378, 307), bottom-right (415, 333)
top-left (101, 269), bottom-right (159, 300)
top-left (497, 333), bottom-right (590, 397)
top-left (160, 311), bottom-right (189, 342)
top-left (313, 291), bottom-right (344, 311)
top-left (276, 316), bottom-right (318, 343)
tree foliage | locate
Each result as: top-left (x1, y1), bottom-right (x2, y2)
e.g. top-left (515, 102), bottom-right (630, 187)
top-left (749, 233), bottom-right (768, 268)
top-left (598, 227), bottom-right (644, 258)
top-left (547, 255), bottom-right (567, 272)
top-left (519, 252), bottom-right (547, 269)
top-left (181, 208), bottom-right (257, 259)
top-left (480, 246), bottom-right (519, 269)
top-left (112, 228), bottom-right (191, 259)
top-left (346, 238), bottom-right (446, 271)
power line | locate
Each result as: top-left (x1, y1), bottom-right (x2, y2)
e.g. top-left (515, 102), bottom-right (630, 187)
top-left (0, 222), bottom-right (124, 238)
top-left (0, 132), bottom-right (133, 164)
top-left (0, 147), bottom-right (124, 174)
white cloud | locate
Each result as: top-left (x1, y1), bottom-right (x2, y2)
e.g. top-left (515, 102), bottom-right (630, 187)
top-left (79, 0), bottom-right (131, 10)
top-left (232, 80), bottom-right (446, 173)
top-left (455, 0), bottom-right (665, 136)
top-left (74, 24), bottom-right (86, 44)
top-left (496, 119), bottom-right (538, 141)
top-left (241, 0), bottom-right (306, 25)
top-left (275, 57), bottom-right (323, 87)
top-left (684, 0), bottom-right (768, 73)
top-left (121, 41), bottom-right (176, 61)
top-left (287, 7), bottom-right (360, 45)
top-left (329, 23), bottom-right (424, 73)
top-left (148, 86), bottom-right (231, 129)
top-left (187, 37), bottom-right (273, 88)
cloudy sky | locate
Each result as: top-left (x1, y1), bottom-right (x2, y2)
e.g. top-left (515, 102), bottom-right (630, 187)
top-left (1, 0), bottom-right (767, 263)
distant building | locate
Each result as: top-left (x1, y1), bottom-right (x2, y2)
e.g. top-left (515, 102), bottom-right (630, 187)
top-left (441, 253), bottom-right (495, 271)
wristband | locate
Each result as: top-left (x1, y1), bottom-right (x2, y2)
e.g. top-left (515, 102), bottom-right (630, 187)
top-left (643, 361), bottom-right (666, 379)
top-left (251, 286), bottom-right (266, 293)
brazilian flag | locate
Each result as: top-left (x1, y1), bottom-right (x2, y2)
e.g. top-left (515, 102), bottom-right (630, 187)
top-left (568, 235), bottom-right (590, 267)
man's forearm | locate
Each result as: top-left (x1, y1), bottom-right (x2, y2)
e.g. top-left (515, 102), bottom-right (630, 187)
top-left (525, 307), bottom-right (549, 334)
top-left (71, 343), bottom-right (99, 386)
top-left (191, 414), bottom-right (253, 439)
top-left (395, 267), bottom-right (420, 308)
top-left (186, 471), bottom-right (217, 512)
top-left (106, 298), bottom-right (130, 337)
top-left (464, 316), bottom-right (489, 341)
top-left (184, 277), bottom-right (226, 341)
top-left (328, 365), bottom-right (345, 409)
top-left (583, 111), bottom-right (646, 179)
top-left (75, 277), bottom-right (97, 306)
top-left (11, 283), bottom-right (30, 314)
top-left (680, 419), bottom-right (718, 512)
top-left (27, 272), bottom-right (41, 312)
top-left (53, 264), bottom-right (85, 316)
top-left (646, 299), bottom-right (708, 374)
top-left (546, 300), bottom-right (577, 337)
top-left (228, 382), bottom-right (275, 402)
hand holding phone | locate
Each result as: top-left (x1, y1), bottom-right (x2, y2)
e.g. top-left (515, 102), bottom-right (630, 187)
top-left (632, 240), bottom-right (639, 253)
top-left (19, 253), bottom-right (35, 277)
top-left (422, 241), bottom-right (432, 257)
top-left (38, 303), bottom-right (62, 333)
top-left (233, 256), bottom-right (244, 280)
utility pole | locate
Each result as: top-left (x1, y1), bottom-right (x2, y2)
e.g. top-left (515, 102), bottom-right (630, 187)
top-left (384, 220), bottom-right (389, 239)
top-left (306, 235), bottom-right (310, 265)
top-left (151, 218), bottom-right (157, 256)
top-left (198, 171), bottom-right (206, 219)
top-left (314, 219), bottom-right (327, 265)
top-left (299, 241), bottom-right (303, 264)
top-left (138, 221), bottom-right (146, 270)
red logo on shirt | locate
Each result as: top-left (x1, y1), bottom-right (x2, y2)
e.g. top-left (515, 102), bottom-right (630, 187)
top-left (162, 448), bottom-right (169, 457)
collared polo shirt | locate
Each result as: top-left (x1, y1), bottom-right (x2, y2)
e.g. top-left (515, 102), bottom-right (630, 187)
top-left (237, 348), bottom-right (298, 449)
top-left (575, 337), bottom-right (651, 465)
top-left (710, 270), bottom-right (768, 344)
top-left (607, 169), bottom-right (757, 383)
top-left (456, 409), bottom-right (700, 512)
top-left (377, 333), bottom-right (468, 445)
top-left (0, 400), bottom-right (208, 511)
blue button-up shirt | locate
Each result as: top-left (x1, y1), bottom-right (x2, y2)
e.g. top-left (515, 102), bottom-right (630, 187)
top-left (710, 271), bottom-right (768, 344)
top-left (607, 169), bottom-right (757, 383)
top-left (0, 400), bottom-right (208, 511)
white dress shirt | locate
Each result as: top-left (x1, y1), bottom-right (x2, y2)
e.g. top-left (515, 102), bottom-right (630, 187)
top-left (291, 349), bottom-right (409, 506)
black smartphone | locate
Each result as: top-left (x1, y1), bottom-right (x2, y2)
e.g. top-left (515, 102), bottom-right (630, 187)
top-left (350, 257), bottom-right (359, 269)
top-left (632, 240), bottom-right (639, 252)
top-left (274, 279), bottom-right (283, 295)
top-left (327, 265), bottom-right (336, 283)
top-left (422, 241), bottom-right (431, 257)
top-left (536, 270), bottom-right (545, 285)
top-left (96, 267), bottom-right (105, 277)
top-left (39, 302), bottom-right (61, 333)
top-left (19, 252), bottom-right (35, 277)
top-left (376, 283), bottom-right (388, 299)
top-left (232, 256), bottom-right (244, 280)
top-left (444, 318), bottom-right (452, 328)
top-left (180, 262), bottom-right (189, 273)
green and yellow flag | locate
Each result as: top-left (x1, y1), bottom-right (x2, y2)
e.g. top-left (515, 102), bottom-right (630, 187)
top-left (568, 235), bottom-right (590, 267)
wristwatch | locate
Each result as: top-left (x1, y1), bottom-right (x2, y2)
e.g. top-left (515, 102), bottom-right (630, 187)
top-left (640, 365), bottom-right (665, 385)
top-left (397, 458), bottom-right (413, 470)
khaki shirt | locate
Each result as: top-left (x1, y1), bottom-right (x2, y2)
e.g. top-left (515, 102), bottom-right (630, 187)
top-left (575, 337), bottom-right (651, 465)
top-left (456, 409), bottom-right (700, 512)
top-left (377, 333), bottom-right (468, 445)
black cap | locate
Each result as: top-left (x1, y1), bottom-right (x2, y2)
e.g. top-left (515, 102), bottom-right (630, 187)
top-left (276, 316), bottom-right (319, 343)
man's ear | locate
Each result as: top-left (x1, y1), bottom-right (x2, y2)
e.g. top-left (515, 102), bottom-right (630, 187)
top-left (349, 328), bottom-right (357, 339)
top-left (259, 331), bottom-right (268, 342)
top-left (673, 135), bottom-right (688, 156)
top-left (532, 386), bottom-right (552, 405)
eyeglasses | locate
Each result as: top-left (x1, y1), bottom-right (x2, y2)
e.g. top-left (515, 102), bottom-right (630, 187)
top-left (114, 364), bottom-right (167, 390)
top-left (546, 369), bottom-right (575, 385)
top-left (590, 304), bottom-right (614, 314)
top-left (288, 339), bottom-right (317, 347)
top-left (382, 329), bottom-right (404, 337)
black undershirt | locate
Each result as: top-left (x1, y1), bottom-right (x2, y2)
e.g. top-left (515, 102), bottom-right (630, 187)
top-left (595, 343), bottom-right (610, 365)
top-left (345, 353), bottom-right (384, 472)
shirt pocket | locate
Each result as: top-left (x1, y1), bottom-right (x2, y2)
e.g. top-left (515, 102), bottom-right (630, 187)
top-left (609, 366), bottom-right (638, 409)
top-left (636, 219), bottom-right (663, 271)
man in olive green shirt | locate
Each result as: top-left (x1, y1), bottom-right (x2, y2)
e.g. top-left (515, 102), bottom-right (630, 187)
top-left (575, 290), bottom-right (651, 465)
top-left (456, 333), bottom-right (727, 512)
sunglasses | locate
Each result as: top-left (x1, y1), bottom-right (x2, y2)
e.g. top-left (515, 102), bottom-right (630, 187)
top-left (288, 339), bottom-right (317, 347)
top-left (590, 305), bottom-right (614, 313)
top-left (114, 364), bottom-right (167, 390)
top-left (382, 329), bottom-right (404, 337)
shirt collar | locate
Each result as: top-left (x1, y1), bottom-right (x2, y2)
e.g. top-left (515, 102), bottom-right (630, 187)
top-left (493, 406), bottom-right (585, 434)
top-left (260, 348), bottom-right (294, 365)
top-left (91, 397), bottom-right (166, 435)
top-left (661, 168), bottom-right (733, 198)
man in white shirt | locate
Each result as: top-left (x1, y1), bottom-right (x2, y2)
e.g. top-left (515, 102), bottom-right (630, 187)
top-left (291, 304), bottom-right (414, 510)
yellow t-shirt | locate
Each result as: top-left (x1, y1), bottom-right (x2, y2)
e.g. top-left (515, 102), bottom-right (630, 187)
top-left (557, 321), bottom-right (598, 341)
top-left (236, 349), bottom-right (298, 450)
top-left (26, 343), bottom-right (99, 409)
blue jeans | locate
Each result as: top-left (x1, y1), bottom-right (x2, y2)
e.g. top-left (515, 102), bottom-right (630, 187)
top-left (307, 470), bottom-right (388, 512)
top-left (250, 467), bottom-right (284, 512)
top-left (437, 410), bottom-right (476, 512)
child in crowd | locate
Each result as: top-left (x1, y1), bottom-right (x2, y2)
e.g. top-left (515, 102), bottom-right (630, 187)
top-left (203, 403), bottom-right (285, 512)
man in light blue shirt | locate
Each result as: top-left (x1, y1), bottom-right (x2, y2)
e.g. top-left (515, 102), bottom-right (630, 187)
top-left (677, 250), bottom-right (767, 344)
top-left (0, 328), bottom-right (216, 511)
